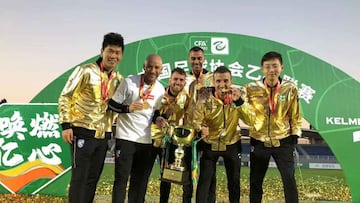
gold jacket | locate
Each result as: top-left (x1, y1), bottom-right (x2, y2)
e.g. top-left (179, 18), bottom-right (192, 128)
top-left (58, 61), bottom-right (123, 139)
top-left (188, 71), bottom-right (214, 102)
top-left (245, 79), bottom-right (302, 146)
top-left (151, 88), bottom-right (190, 147)
top-left (186, 71), bottom-right (213, 123)
top-left (192, 94), bottom-right (252, 151)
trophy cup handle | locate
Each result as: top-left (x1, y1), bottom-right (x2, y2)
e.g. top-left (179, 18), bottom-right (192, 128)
top-left (166, 124), bottom-right (175, 138)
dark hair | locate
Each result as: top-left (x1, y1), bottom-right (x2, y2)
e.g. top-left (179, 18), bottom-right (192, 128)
top-left (0, 98), bottom-right (7, 104)
top-left (189, 46), bottom-right (204, 53)
top-left (214, 66), bottom-right (231, 76)
top-left (171, 67), bottom-right (187, 76)
top-left (102, 32), bottom-right (124, 52)
top-left (261, 51), bottom-right (282, 66)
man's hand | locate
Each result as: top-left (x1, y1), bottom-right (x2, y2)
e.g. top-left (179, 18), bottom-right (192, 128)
top-left (231, 87), bottom-right (241, 101)
top-left (201, 126), bottom-right (209, 138)
top-left (156, 116), bottom-right (168, 129)
top-left (198, 87), bottom-right (211, 103)
top-left (62, 129), bottom-right (74, 144)
top-left (129, 101), bottom-right (144, 112)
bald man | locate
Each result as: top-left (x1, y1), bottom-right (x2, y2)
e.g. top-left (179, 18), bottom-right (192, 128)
top-left (109, 54), bottom-right (165, 203)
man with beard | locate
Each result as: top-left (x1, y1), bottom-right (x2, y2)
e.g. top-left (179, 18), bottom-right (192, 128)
top-left (193, 66), bottom-right (252, 203)
top-left (150, 67), bottom-right (193, 203)
top-left (186, 46), bottom-right (213, 101)
top-left (186, 46), bottom-right (217, 202)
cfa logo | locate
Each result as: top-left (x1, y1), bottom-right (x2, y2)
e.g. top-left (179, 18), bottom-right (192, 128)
top-left (189, 36), bottom-right (209, 51)
top-left (211, 37), bottom-right (229, 55)
top-left (194, 40), bottom-right (207, 48)
top-left (189, 36), bottom-right (229, 55)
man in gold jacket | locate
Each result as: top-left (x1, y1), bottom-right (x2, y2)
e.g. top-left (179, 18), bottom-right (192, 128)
top-left (151, 67), bottom-right (193, 203)
top-left (245, 51), bottom-right (302, 203)
top-left (186, 46), bottom-right (213, 103)
top-left (58, 33), bottom-right (124, 203)
top-left (193, 66), bottom-right (252, 203)
top-left (186, 46), bottom-right (217, 202)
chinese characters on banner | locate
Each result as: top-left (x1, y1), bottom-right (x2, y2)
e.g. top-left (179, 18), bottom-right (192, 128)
top-left (0, 104), bottom-right (70, 195)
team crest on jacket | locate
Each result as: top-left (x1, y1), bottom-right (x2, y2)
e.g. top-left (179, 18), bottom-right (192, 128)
top-left (116, 150), bottom-right (121, 158)
top-left (278, 94), bottom-right (287, 101)
top-left (77, 139), bottom-right (85, 148)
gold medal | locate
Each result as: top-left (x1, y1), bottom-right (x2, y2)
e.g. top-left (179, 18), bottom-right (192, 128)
top-left (176, 94), bottom-right (187, 109)
top-left (143, 101), bottom-right (150, 109)
top-left (221, 88), bottom-right (231, 93)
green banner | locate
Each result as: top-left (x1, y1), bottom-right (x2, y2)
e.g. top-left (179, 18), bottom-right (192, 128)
top-left (0, 104), bottom-right (71, 196)
top-left (28, 32), bottom-right (360, 201)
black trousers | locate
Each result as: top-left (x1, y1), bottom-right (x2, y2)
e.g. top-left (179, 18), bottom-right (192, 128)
top-left (249, 137), bottom-right (298, 203)
top-left (112, 139), bottom-right (154, 203)
top-left (196, 141), bottom-right (242, 203)
top-left (68, 128), bottom-right (109, 203)
top-left (197, 140), bottom-right (217, 203)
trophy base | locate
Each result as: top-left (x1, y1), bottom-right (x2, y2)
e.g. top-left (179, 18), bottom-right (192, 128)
top-left (161, 168), bottom-right (190, 185)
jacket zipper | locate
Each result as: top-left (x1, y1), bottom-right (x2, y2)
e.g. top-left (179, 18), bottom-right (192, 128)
top-left (268, 87), bottom-right (273, 146)
top-left (218, 104), bottom-right (226, 151)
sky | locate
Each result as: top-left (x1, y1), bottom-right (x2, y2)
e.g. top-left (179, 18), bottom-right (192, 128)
top-left (1, 0), bottom-right (359, 103)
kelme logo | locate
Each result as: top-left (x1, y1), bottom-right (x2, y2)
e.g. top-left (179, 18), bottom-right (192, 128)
top-left (353, 131), bottom-right (360, 142)
top-left (211, 37), bottom-right (229, 55)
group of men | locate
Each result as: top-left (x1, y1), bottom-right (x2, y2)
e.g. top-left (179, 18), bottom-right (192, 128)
top-left (58, 32), bottom-right (302, 203)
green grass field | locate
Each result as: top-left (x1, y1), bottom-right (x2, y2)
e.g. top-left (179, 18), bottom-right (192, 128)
top-left (95, 163), bottom-right (351, 202)
top-left (0, 163), bottom-right (350, 202)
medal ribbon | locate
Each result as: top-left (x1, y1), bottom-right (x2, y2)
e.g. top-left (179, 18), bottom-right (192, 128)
top-left (192, 69), bottom-right (203, 84)
top-left (264, 80), bottom-right (280, 115)
top-left (191, 140), bottom-right (199, 185)
top-left (139, 74), bottom-right (154, 102)
top-left (214, 91), bottom-right (232, 105)
top-left (100, 62), bottom-right (114, 101)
